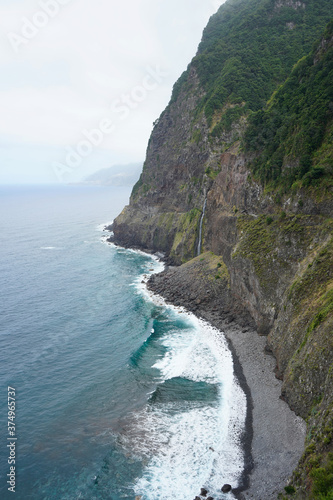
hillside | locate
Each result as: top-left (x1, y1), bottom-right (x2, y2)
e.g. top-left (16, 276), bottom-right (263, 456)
top-left (112, 0), bottom-right (333, 497)
top-left (83, 162), bottom-right (142, 187)
top-left (244, 19), bottom-right (333, 191)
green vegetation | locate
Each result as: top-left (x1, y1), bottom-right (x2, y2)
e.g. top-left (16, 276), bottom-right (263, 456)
top-left (277, 234), bottom-right (333, 497)
top-left (164, 0), bottom-right (333, 194)
top-left (233, 214), bottom-right (310, 291)
top-left (192, 129), bottom-right (203, 144)
top-left (169, 68), bottom-right (190, 106)
top-left (192, 0), bottom-right (333, 129)
top-left (310, 454), bottom-right (333, 498)
top-left (287, 234), bottom-right (333, 310)
top-left (296, 447), bottom-right (333, 499)
top-left (307, 288), bottom-right (333, 335)
top-left (183, 251), bottom-right (230, 285)
top-left (244, 19), bottom-right (333, 189)
top-left (284, 485), bottom-right (296, 495)
top-left (214, 257), bottom-right (230, 282)
top-left (234, 215), bottom-right (278, 289)
top-left (205, 166), bottom-right (220, 179)
top-left (210, 105), bottom-right (246, 135)
top-left (170, 208), bottom-right (201, 262)
top-left (131, 174), bottom-right (143, 200)
top-left (284, 236), bottom-right (333, 367)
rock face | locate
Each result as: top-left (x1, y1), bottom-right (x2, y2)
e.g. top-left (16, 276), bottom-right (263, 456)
top-left (113, 67), bottom-right (211, 263)
top-left (113, 1), bottom-right (333, 497)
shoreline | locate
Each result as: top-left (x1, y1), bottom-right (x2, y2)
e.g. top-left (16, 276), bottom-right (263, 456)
top-left (220, 322), bottom-right (305, 499)
top-left (223, 328), bottom-right (253, 499)
top-left (140, 272), bottom-right (250, 498)
top-left (146, 262), bottom-right (306, 500)
top-left (106, 234), bottom-right (306, 498)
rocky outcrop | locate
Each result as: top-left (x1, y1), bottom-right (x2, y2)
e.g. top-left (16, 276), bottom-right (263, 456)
top-left (112, 66), bottom-right (214, 263)
top-left (275, 0), bottom-right (306, 10)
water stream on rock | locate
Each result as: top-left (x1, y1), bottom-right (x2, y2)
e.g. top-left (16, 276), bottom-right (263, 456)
top-left (197, 196), bottom-right (207, 256)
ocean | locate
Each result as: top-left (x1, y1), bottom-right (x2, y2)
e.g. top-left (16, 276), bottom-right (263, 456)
top-left (0, 185), bottom-right (246, 500)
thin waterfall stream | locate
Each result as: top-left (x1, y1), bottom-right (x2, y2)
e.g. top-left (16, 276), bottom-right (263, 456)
top-left (197, 197), bottom-right (207, 256)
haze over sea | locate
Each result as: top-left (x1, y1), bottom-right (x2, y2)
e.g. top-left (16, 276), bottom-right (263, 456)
top-left (0, 185), bottom-right (246, 499)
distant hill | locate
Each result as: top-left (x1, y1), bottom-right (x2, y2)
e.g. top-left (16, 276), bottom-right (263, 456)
top-left (83, 163), bottom-right (143, 187)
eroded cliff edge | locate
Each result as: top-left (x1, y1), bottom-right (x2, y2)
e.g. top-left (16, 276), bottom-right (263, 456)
top-left (112, 1), bottom-right (333, 497)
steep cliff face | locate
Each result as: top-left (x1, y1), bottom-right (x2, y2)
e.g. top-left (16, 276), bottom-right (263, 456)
top-left (113, 67), bottom-right (211, 262)
top-left (113, 1), bottom-right (333, 497)
top-left (114, 0), bottom-right (333, 259)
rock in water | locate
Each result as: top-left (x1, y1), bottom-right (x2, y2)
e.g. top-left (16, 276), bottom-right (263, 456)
top-left (200, 488), bottom-right (208, 496)
top-left (221, 484), bottom-right (232, 493)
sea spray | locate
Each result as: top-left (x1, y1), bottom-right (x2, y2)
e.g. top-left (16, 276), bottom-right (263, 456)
top-left (119, 253), bottom-right (247, 499)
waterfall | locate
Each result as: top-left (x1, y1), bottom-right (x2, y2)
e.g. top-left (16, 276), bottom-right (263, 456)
top-left (197, 197), bottom-right (207, 256)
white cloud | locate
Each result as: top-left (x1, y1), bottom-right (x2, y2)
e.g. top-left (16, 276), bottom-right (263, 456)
top-left (0, 0), bottom-right (225, 183)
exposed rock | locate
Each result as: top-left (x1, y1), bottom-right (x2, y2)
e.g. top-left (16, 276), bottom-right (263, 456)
top-left (275, 0), bottom-right (306, 10)
top-left (221, 484), bottom-right (232, 493)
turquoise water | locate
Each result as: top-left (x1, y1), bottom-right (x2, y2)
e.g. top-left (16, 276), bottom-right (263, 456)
top-left (0, 186), bottom-right (246, 499)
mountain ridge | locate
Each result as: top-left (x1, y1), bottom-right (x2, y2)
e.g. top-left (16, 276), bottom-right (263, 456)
top-left (82, 162), bottom-right (142, 187)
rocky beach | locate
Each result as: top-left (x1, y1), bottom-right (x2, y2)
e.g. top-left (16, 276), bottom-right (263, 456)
top-left (147, 255), bottom-right (306, 499)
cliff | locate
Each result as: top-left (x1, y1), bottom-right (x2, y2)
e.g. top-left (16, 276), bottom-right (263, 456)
top-left (112, 1), bottom-right (333, 497)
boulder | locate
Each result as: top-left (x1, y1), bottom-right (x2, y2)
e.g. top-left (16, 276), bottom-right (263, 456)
top-left (221, 484), bottom-right (232, 493)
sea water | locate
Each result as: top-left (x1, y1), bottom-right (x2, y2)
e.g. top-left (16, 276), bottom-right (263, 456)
top-left (0, 185), bottom-right (246, 499)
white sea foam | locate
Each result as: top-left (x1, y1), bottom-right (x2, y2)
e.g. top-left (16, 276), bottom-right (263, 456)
top-left (101, 240), bottom-right (246, 497)
top-left (133, 405), bottom-right (244, 499)
top-left (131, 317), bottom-right (246, 499)
top-left (96, 221), bottom-right (113, 232)
top-left (100, 235), bottom-right (111, 245)
top-left (128, 276), bottom-right (247, 498)
top-left (101, 241), bottom-right (165, 279)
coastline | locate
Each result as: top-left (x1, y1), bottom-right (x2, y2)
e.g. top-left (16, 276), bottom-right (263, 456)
top-left (107, 237), bottom-right (249, 496)
top-left (147, 261), bottom-right (306, 500)
top-left (106, 233), bottom-right (306, 498)
top-left (222, 324), bottom-right (305, 499)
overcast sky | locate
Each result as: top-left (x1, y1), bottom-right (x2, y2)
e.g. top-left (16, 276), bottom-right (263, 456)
top-left (0, 0), bottom-right (225, 184)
